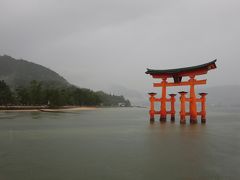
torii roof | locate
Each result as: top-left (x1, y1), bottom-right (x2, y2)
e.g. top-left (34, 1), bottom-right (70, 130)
top-left (146, 60), bottom-right (217, 82)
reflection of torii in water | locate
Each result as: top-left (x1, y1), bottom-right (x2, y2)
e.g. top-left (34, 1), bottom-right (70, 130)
top-left (146, 60), bottom-right (217, 124)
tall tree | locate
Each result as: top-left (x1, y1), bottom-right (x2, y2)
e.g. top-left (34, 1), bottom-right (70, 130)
top-left (0, 80), bottom-right (13, 105)
top-left (16, 87), bottom-right (30, 105)
top-left (29, 80), bottom-right (42, 105)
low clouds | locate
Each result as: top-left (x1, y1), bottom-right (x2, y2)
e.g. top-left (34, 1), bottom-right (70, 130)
top-left (0, 0), bottom-right (240, 96)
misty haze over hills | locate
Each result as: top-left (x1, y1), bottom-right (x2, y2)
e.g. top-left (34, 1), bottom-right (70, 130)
top-left (203, 86), bottom-right (240, 107)
top-left (106, 84), bottom-right (240, 107)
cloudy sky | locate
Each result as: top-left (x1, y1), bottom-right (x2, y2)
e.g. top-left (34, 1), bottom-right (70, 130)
top-left (0, 0), bottom-right (239, 99)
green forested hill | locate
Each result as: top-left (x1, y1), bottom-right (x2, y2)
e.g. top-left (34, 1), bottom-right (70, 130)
top-left (0, 55), bottom-right (131, 107)
top-left (0, 55), bottom-right (69, 88)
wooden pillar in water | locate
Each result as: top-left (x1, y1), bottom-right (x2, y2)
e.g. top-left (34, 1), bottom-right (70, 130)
top-left (199, 93), bottom-right (207, 123)
top-left (160, 78), bottom-right (167, 122)
top-left (169, 94), bottom-right (176, 121)
top-left (148, 93), bottom-right (157, 122)
top-left (189, 76), bottom-right (197, 124)
top-left (179, 91), bottom-right (187, 124)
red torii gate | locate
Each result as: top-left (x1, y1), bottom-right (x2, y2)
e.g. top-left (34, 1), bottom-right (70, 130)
top-left (146, 60), bottom-right (217, 124)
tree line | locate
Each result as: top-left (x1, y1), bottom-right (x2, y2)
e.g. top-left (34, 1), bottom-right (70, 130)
top-left (0, 80), bottom-right (131, 107)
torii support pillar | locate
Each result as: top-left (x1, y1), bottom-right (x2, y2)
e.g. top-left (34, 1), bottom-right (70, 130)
top-left (179, 91), bottom-right (188, 124)
top-left (199, 93), bottom-right (207, 123)
top-left (148, 93), bottom-right (157, 122)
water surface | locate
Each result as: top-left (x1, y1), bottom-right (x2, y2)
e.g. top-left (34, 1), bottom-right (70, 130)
top-left (0, 108), bottom-right (240, 180)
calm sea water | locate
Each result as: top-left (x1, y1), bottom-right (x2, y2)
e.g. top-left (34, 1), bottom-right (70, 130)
top-left (0, 108), bottom-right (240, 180)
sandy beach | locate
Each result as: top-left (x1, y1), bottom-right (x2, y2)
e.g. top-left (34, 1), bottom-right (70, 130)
top-left (39, 107), bottom-right (97, 112)
top-left (0, 106), bottom-right (97, 113)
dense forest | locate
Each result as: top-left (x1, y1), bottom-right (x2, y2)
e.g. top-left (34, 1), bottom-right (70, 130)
top-left (0, 80), bottom-right (131, 107)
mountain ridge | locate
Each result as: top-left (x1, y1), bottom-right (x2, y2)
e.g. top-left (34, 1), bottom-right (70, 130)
top-left (0, 55), bottom-right (69, 88)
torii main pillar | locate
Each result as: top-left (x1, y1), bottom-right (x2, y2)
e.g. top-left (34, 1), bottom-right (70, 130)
top-left (160, 78), bottom-right (167, 121)
top-left (189, 75), bottom-right (197, 123)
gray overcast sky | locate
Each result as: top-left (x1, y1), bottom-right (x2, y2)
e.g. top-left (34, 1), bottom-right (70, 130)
top-left (0, 0), bottom-right (240, 98)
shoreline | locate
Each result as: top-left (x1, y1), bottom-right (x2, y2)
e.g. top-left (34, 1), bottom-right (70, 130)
top-left (0, 106), bottom-right (97, 112)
